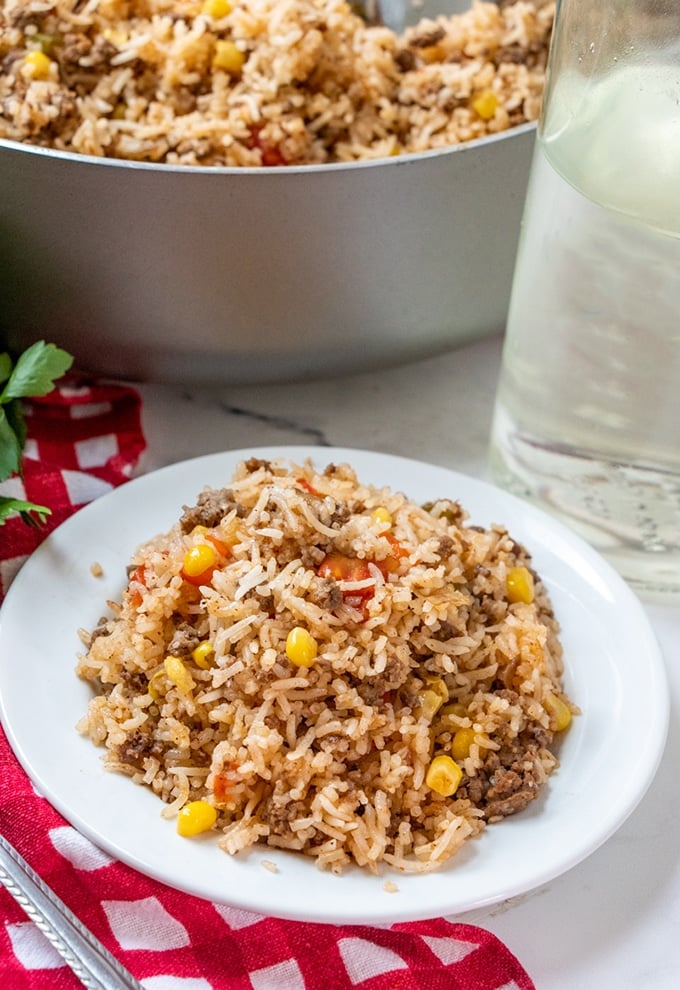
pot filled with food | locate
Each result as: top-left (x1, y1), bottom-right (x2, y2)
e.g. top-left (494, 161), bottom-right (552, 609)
top-left (0, 0), bottom-right (555, 383)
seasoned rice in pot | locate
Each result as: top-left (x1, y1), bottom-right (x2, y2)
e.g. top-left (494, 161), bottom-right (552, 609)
top-left (76, 456), bottom-right (576, 875)
top-left (0, 0), bottom-right (555, 165)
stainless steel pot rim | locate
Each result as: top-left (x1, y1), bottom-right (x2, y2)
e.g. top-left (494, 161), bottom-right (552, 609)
top-left (0, 120), bottom-right (536, 176)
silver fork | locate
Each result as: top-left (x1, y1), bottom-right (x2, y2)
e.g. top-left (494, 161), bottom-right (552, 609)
top-left (0, 833), bottom-right (143, 990)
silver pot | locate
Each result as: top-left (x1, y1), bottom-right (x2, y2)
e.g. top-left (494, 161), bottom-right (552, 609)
top-left (0, 124), bottom-right (534, 384)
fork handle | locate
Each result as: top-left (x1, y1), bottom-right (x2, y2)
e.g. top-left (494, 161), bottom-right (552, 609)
top-left (0, 833), bottom-right (143, 990)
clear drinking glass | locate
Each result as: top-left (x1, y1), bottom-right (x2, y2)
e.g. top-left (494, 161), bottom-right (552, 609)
top-left (489, 0), bottom-right (680, 595)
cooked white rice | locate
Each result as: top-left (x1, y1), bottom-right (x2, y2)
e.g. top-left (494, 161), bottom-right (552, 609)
top-left (76, 456), bottom-right (576, 875)
top-left (0, 0), bottom-right (555, 165)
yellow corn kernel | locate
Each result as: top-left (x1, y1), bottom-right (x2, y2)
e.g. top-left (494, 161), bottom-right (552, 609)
top-left (102, 28), bottom-right (128, 47)
top-left (191, 525), bottom-right (209, 536)
top-left (182, 543), bottom-right (217, 578)
top-left (471, 88), bottom-right (499, 120)
top-left (203, 0), bottom-right (232, 17)
top-left (285, 626), bottom-right (318, 667)
top-left (177, 800), bottom-right (218, 837)
top-left (440, 702), bottom-right (467, 719)
top-left (415, 676), bottom-right (448, 720)
top-left (506, 565), bottom-right (535, 605)
top-left (23, 50), bottom-right (52, 80)
top-left (415, 689), bottom-right (443, 721)
top-left (371, 507), bottom-right (392, 527)
top-left (148, 669), bottom-right (167, 701)
top-left (451, 727), bottom-right (477, 761)
top-left (544, 692), bottom-right (572, 732)
top-left (426, 755), bottom-right (463, 797)
top-left (192, 640), bottom-right (215, 669)
top-left (420, 44), bottom-right (445, 65)
top-left (424, 675), bottom-right (449, 703)
top-left (164, 655), bottom-right (195, 695)
top-left (213, 40), bottom-right (245, 73)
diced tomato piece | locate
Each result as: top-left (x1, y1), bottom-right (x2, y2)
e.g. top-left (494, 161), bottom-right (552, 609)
top-left (180, 566), bottom-right (216, 587)
top-left (128, 565), bottom-right (147, 607)
top-left (213, 764), bottom-right (240, 802)
top-left (317, 553), bottom-right (376, 622)
top-left (317, 553), bottom-right (372, 590)
top-left (205, 532), bottom-right (230, 557)
top-left (246, 125), bottom-right (287, 166)
top-left (378, 533), bottom-right (409, 575)
top-left (343, 594), bottom-right (374, 622)
top-left (297, 477), bottom-right (320, 496)
top-left (213, 772), bottom-right (230, 802)
top-left (261, 146), bottom-right (286, 166)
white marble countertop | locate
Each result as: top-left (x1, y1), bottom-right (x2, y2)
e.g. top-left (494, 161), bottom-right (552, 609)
top-left (135, 333), bottom-right (679, 989)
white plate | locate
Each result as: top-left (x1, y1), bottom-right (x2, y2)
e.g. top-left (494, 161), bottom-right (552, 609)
top-left (0, 446), bottom-right (669, 924)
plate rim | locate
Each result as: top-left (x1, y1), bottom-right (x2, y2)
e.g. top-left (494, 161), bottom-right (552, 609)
top-left (0, 444), bottom-right (670, 923)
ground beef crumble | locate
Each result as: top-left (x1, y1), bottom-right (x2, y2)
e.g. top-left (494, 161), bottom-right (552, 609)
top-left (458, 728), bottom-right (554, 821)
top-left (263, 796), bottom-right (309, 836)
top-left (179, 487), bottom-right (246, 531)
top-left (312, 577), bottom-right (343, 611)
top-left (167, 621), bottom-right (202, 657)
top-left (117, 730), bottom-right (164, 767)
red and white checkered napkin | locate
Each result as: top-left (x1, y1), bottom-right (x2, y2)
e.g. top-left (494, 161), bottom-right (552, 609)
top-left (0, 378), bottom-right (147, 601)
top-left (0, 381), bottom-right (535, 990)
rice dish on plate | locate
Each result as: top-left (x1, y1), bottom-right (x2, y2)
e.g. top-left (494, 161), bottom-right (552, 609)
top-left (76, 456), bottom-right (576, 875)
top-left (0, 0), bottom-right (555, 166)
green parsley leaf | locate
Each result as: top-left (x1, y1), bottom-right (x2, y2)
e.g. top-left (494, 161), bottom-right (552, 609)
top-left (4, 398), bottom-right (27, 457)
top-left (0, 407), bottom-right (22, 479)
top-left (0, 340), bottom-right (73, 528)
top-left (0, 352), bottom-right (12, 387)
top-left (0, 495), bottom-right (52, 527)
top-left (0, 340), bottom-right (73, 403)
